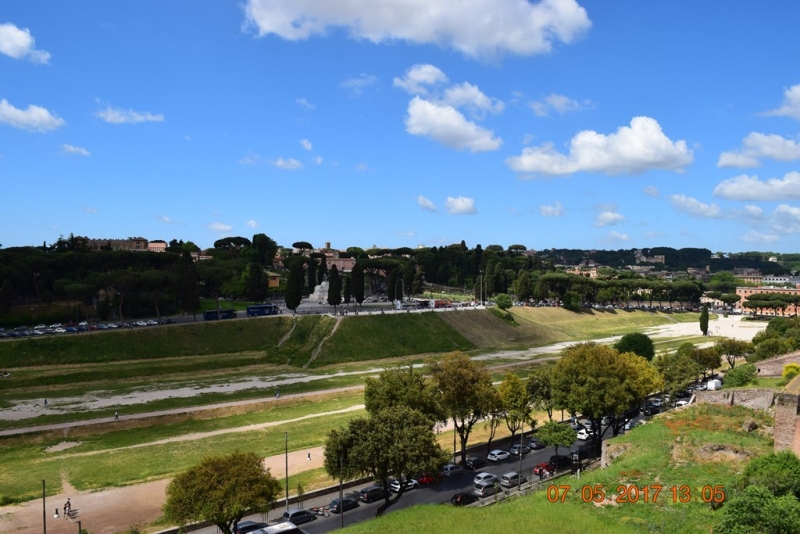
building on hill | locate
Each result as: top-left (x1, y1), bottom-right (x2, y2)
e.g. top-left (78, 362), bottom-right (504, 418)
top-left (85, 237), bottom-right (148, 251)
top-left (732, 268), bottom-right (763, 285)
top-left (147, 241), bottom-right (167, 253)
top-left (634, 249), bottom-right (665, 264)
top-left (736, 286), bottom-right (800, 315)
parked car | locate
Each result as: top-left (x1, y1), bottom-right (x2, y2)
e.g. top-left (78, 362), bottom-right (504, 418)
top-left (473, 480), bottom-right (501, 498)
top-left (643, 405), bottom-right (661, 416)
top-left (234, 521), bottom-right (267, 534)
top-left (527, 437), bottom-right (544, 450)
top-left (49, 323), bottom-right (62, 329)
top-left (389, 478), bottom-right (418, 492)
top-left (576, 428), bottom-right (593, 441)
top-left (509, 444), bottom-right (531, 456)
top-left (65, 326), bottom-right (79, 333)
top-left (441, 463), bottom-right (464, 478)
top-left (281, 508), bottom-right (316, 525)
top-left (500, 471), bottom-right (527, 488)
top-left (415, 473), bottom-right (438, 485)
top-left (146, 319), bottom-right (158, 326)
top-left (135, 321), bottom-right (147, 327)
top-left (54, 327), bottom-right (66, 334)
top-left (549, 454), bottom-right (572, 470)
top-left (260, 522), bottom-right (307, 534)
top-left (450, 492), bottom-right (480, 506)
top-left (34, 324), bottom-right (46, 330)
top-left (473, 472), bottom-right (498, 486)
top-left (675, 400), bottom-right (689, 408)
top-left (649, 398), bottom-right (664, 407)
top-left (464, 456), bottom-right (487, 470)
top-left (533, 463), bottom-right (556, 476)
top-left (329, 497), bottom-right (359, 514)
top-left (359, 485), bottom-right (384, 503)
top-left (487, 450), bottom-right (510, 462)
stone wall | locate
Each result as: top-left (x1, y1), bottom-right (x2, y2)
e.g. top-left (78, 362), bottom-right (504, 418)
top-left (775, 376), bottom-right (800, 455)
top-left (695, 388), bottom-right (775, 410)
top-left (756, 352), bottom-right (800, 377)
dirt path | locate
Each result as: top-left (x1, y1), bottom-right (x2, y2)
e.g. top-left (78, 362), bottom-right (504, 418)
top-left (304, 316), bottom-right (342, 369)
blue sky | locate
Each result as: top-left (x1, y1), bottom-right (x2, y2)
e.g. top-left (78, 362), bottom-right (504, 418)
top-left (3, 1), bottom-right (800, 253)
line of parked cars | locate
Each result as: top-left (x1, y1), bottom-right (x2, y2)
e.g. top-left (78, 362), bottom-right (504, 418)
top-left (0, 318), bottom-right (176, 338)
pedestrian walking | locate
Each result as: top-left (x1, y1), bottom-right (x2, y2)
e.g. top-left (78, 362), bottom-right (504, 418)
top-left (63, 498), bottom-right (71, 517)
top-left (114, 411), bottom-right (119, 420)
top-left (44, 399), bottom-right (48, 406)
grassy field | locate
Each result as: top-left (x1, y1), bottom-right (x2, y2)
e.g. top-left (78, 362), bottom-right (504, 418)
top-left (342, 403), bottom-right (774, 534)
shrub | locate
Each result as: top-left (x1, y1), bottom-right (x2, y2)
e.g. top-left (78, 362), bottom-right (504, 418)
top-left (783, 363), bottom-right (800, 383)
top-left (724, 364), bottom-right (757, 388)
top-left (614, 332), bottom-right (655, 361)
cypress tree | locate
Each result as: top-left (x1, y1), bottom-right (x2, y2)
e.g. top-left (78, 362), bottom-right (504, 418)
top-left (700, 304), bottom-right (709, 336)
top-left (327, 265), bottom-right (342, 309)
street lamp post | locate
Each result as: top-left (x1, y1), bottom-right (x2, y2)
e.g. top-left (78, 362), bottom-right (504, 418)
top-left (284, 432), bottom-right (289, 510)
top-left (452, 423), bottom-right (457, 464)
top-left (42, 480), bottom-right (46, 534)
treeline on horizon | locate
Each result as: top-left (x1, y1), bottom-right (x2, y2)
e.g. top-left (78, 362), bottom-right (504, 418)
top-left (0, 233), bottom-right (790, 326)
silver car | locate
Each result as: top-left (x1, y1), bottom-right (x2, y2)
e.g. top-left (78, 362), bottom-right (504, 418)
top-left (500, 471), bottom-right (527, 488)
top-left (473, 480), bottom-right (501, 498)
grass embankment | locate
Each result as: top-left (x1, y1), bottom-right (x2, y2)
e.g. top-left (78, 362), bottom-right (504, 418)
top-left (0, 391), bottom-right (367, 503)
top-left (347, 404), bottom-right (774, 534)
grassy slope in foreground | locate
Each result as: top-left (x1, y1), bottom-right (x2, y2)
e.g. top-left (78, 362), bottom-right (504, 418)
top-left (343, 403), bottom-right (773, 534)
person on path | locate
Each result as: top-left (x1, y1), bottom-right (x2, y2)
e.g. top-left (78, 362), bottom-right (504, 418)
top-left (114, 411), bottom-right (119, 420)
top-left (63, 498), bottom-right (71, 517)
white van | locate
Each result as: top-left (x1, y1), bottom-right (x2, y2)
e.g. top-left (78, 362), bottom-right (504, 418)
top-left (707, 379), bottom-right (722, 391)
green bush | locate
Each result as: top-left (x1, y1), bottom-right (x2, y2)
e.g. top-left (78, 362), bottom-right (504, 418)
top-left (614, 332), bottom-right (655, 361)
top-left (724, 364), bottom-right (757, 388)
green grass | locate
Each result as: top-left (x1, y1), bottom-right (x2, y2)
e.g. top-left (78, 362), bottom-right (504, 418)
top-left (343, 403), bottom-right (774, 534)
top-left (313, 312), bottom-right (474, 366)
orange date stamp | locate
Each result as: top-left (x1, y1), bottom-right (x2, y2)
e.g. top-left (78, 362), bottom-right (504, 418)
top-left (546, 484), bottom-right (726, 504)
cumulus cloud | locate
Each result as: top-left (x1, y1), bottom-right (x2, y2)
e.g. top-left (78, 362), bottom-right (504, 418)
top-left (0, 99), bottom-right (64, 132)
top-left (300, 138), bottom-right (312, 150)
top-left (62, 144), bottom-right (90, 156)
top-left (243, 0), bottom-right (592, 60)
top-left (208, 222), bottom-right (233, 232)
top-left (342, 73), bottom-right (377, 95)
top-left (246, 219), bottom-right (259, 228)
top-left (418, 196), bottom-right (436, 211)
top-left (405, 96), bottom-right (502, 152)
top-left (443, 82), bottom-right (504, 116)
top-left (669, 194), bottom-right (721, 218)
top-left (717, 132), bottom-right (800, 168)
top-left (771, 204), bottom-right (800, 233)
top-left (272, 157), bottom-right (303, 170)
top-left (445, 196), bottom-right (477, 215)
top-left (296, 98), bottom-right (315, 109)
top-left (741, 230), bottom-right (779, 244)
top-left (239, 154), bottom-right (261, 165)
top-left (505, 117), bottom-right (693, 175)
top-left (313, 156), bottom-right (323, 165)
top-left (0, 23), bottom-right (50, 63)
top-left (539, 201), bottom-right (563, 217)
top-left (157, 215), bottom-right (172, 224)
top-left (529, 93), bottom-right (589, 117)
top-left (643, 186), bottom-right (659, 197)
top-left (713, 172), bottom-right (800, 201)
top-left (762, 84), bottom-right (800, 120)
top-left (393, 64), bottom-right (448, 94)
top-left (604, 231), bottom-right (629, 243)
top-left (595, 211), bottom-right (624, 227)
top-left (82, 207), bottom-right (98, 214)
top-left (95, 103), bottom-right (164, 124)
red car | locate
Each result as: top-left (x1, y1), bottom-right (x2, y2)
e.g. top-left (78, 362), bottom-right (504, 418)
top-left (533, 463), bottom-right (556, 476)
top-left (416, 473), bottom-right (438, 485)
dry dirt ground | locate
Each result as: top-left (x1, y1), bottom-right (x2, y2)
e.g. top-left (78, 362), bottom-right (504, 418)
top-left (0, 315), bottom-right (764, 534)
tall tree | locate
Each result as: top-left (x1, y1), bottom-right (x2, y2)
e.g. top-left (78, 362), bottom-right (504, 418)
top-left (306, 258), bottom-right (317, 294)
top-left (163, 451), bottom-right (281, 534)
top-left (653, 349), bottom-right (699, 399)
top-left (343, 275), bottom-right (351, 305)
top-left (552, 342), bottom-right (662, 448)
top-left (324, 407), bottom-right (448, 517)
top-left (498, 372), bottom-right (531, 442)
top-left (527, 365), bottom-right (556, 421)
top-left (715, 338), bottom-right (754, 369)
top-left (364, 366), bottom-right (445, 425)
top-left (245, 262), bottom-right (267, 302)
top-left (428, 352), bottom-right (500, 464)
top-left (327, 264), bottom-right (342, 310)
top-left (251, 233), bottom-right (278, 266)
top-left (516, 270), bottom-right (533, 302)
top-left (537, 420), bottom-right (577, 457)
top-left (284, 259), bottom-right (304, 312)
top-left (317, 258), bottom-right (328, 285)
top-left (352, 263), bottom-right (365, 306)
top-left (614, 332), bottom-right (656, 361)
top-left (700, 304), bottom-right (709, 336)
top-left (176, 251), bottom-right (200, 319)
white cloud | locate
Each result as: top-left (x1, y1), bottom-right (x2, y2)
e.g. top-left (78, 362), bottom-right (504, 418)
top-left (713, 172), bottom-right (800, 201)
top-left (272, 157), bottom-right (303, 170)
top-left (342, 73), bottom-right (377, 95)
top-left (239, 154), bottom-right (261, 165)
top-left (643, 231), bottom-right (666, 239)
top-left (771, 204), bottom-right (800, 233)
top-left (313, 156), bottom-right (323, 165)
top-left (208, 222), bottom-right (233, 232)
top-left (741, 230), bottom-right (779, 244)
top-left (744, 205), bottom-right (764, 218)
top-left (717, 132), bottom-right (800, 168)
top-left (246, 219), bottom-right (259, 228)
top-left (595, 211), bottom-right (624, 227)
top-left (762, 84), bottom-right (800, 120)
top-left (0, 99), bottom-right (64, 132)
top-left (157, 215), bottom-right (172, 224)
top-left (643, 186), bottom-right (659, 197)
top-left (669, 194), bottom-right (721, 218)
top-left (62, 144), bottom-right (90, 156)
top-left (300, 138), bottom-right (312, 150)
top-left (529, 93), bottom-right (589, 117)
top-left (397, 230), bottom-right (416, 237)
top-left (405, 96), bottom-right (502, 152)
top-left (393, 64), bottom-right (448, 94)
top-left (0, 23), bottom-right (50, 63)
top-left (82, 207), bottom-right (98, 214)
top-left (443, 82), bottom-right (504, 116)
top-left (356, 163), bottom-right (369, 171)
top-left (95, 103), bottom-right (164, 124)
top-left (539, 201), bottom-right (563, 217)
top-left (604, 231), bottom-right (629, 243)
top-left (296, 98), bottom-right (315, 109)
top-left (243, 0), bottom-right (591, 59)
top-left (445, 196), bottom-right (477, 215)
top-left (506, 117), bottom-right (693, 175)
top-left (418, 195), bottom-right (436, 211)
